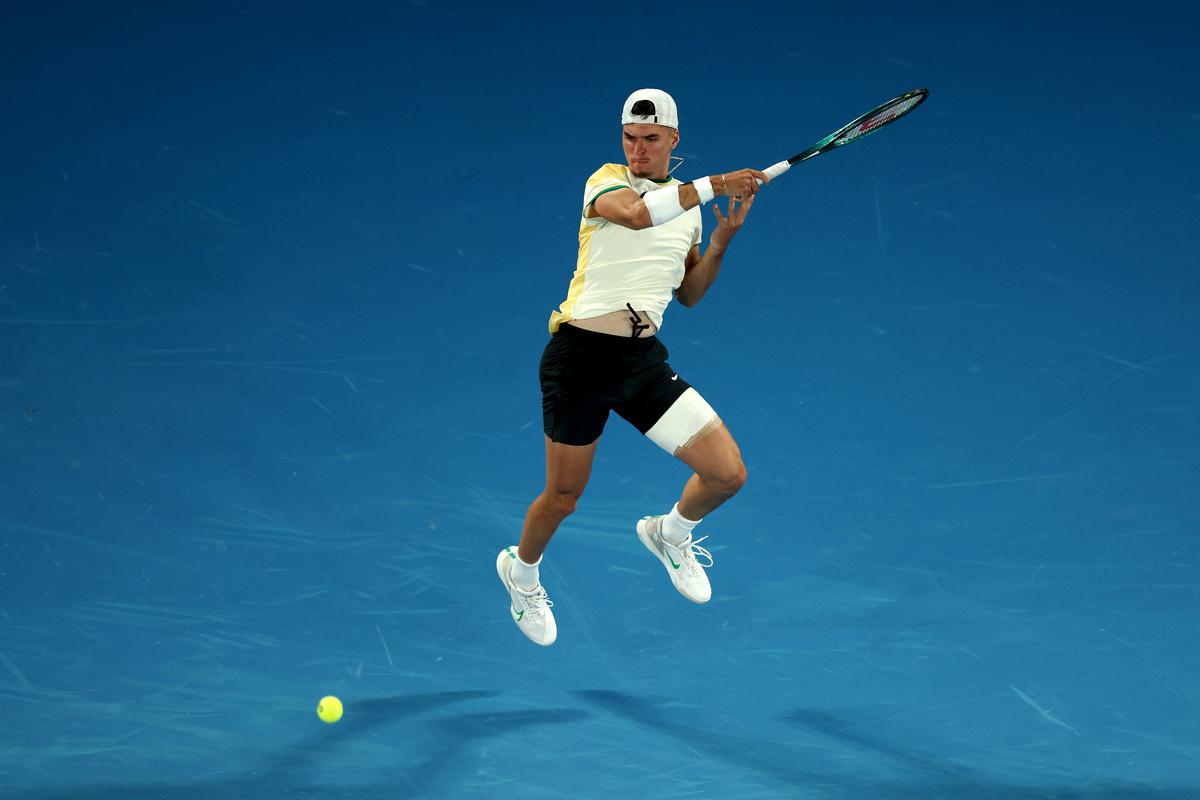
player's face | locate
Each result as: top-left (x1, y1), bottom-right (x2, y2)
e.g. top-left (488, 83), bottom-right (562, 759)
top-left (622, 124), bottom-right (679, 180)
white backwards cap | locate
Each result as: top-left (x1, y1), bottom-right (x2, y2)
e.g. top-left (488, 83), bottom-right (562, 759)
top-left (621, 88), bottom-right (678, 129)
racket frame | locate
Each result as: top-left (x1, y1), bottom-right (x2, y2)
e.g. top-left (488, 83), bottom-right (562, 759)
top-left (762, 88), bottom-right (928, 181)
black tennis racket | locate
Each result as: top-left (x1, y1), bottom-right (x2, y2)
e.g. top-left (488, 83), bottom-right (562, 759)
top-left (761, 88), bottom-right (928, 182)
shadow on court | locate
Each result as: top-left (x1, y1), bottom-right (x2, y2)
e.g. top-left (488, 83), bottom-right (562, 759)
top-left (5, 691), bottom-right (587, 800)
top-left (573, 690), bottom-right (1198, 800)
top-left (7, 690), bottom-right (1194, 799)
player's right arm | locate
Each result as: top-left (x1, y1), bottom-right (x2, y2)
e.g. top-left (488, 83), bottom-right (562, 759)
top-left (590, 169), bottom-right (766, 231)
top-left (589, 187), bottom-right (654, 230)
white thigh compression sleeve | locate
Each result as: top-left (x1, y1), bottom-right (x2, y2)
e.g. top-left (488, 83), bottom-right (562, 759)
top-left (645, 388), bottom-right (720, 455)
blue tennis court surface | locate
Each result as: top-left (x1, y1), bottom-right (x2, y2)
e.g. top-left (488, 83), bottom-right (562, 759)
top-left (2, 2), bottom-right (1198, 797)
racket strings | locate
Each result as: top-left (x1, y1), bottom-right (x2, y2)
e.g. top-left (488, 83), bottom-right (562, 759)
top-left (835, 93), bottom-right (925, 146)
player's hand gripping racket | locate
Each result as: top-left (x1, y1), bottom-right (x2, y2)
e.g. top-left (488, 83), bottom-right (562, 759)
top-left (759, 88), bottom-right (928, 183)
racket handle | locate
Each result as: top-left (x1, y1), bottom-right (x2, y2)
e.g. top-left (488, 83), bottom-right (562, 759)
top-left (757, 160), bottom-right (791, 185)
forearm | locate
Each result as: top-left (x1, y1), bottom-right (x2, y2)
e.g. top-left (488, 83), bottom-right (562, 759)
top-left (675, 175), bottom-right (731, 214)
top-left (679, 175), bottom-right (730, 208)
top-left (676, 241), bottom-right (727, 307)
top-left (622, 175), bottom-right (729, 230)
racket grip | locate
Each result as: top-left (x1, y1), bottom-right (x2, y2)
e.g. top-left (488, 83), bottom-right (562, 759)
top-left (757, 160), bottom-right (791, 185)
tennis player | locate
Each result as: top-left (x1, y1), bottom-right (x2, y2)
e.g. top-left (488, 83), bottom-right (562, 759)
top-left (497, 89), bottom-right (769, 645)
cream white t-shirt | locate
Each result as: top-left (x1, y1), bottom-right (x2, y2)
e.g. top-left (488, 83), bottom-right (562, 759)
top-left (548, 163), bottom-right (702, 334)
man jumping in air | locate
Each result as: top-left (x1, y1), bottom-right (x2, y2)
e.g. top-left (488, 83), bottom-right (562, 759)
top-left (497, 88), bottom-right (769, 645)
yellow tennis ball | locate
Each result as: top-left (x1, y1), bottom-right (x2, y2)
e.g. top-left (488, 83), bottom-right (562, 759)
top-left (317, 695), bottom-right (343, 724)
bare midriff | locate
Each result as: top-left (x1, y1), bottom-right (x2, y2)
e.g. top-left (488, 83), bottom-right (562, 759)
top-left (565, 309), bottom-right (658, 337)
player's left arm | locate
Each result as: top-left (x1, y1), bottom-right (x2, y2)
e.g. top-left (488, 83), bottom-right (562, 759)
top-left (674, 195), bottom-right (756, 308)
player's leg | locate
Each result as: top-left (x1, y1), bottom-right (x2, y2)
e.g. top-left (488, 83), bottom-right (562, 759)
top-left (499, 435), bottom-right (599, 646)
top-left (518, 435), bottom-right (599, 564)
top-left (615, 345), bottom-right (737, 603)
top-left (673, 421), bottom-right (747, 520)
top-left (499, 325), bottom-right (611, 646)
top-left (632, 388), bottom-right (736, 603)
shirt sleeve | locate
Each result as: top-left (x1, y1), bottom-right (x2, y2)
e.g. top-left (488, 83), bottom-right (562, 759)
top-left (582, 163), bottom-right (631, 212)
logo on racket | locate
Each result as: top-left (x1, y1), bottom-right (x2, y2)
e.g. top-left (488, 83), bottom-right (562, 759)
top-left (858, 112), bottom-right (897, 135)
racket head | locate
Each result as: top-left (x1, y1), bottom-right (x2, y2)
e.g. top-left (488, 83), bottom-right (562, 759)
top-left (791, 88), bottom-right (928, 164)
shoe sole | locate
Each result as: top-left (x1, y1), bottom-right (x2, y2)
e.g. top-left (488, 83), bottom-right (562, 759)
top-left (495, 547), bottom-right (556, 646)
top-left (495, 547), bottom-right (514, 590)
top-left (636, 518), bottom-right (710, 604)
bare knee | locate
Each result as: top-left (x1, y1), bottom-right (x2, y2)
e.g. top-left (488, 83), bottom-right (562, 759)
top-left (543, 489), bottom-right (582, 520)
top-left (709, 459), bottom-right (747, 497)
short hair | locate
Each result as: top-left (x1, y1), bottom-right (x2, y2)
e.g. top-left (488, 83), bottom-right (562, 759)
top-left (630, 99), bottom-right (657, 117)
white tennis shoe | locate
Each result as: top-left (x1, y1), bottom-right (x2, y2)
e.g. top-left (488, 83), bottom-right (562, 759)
top-left (496, 546), bottom-right (557, 646)
top-left (636, 516), bottom-right (713, 603)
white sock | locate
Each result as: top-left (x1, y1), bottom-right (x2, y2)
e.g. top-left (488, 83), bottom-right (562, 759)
top-left (510, 552), bottom-right (541, 591)
top-left (660, 503), bottom-right (701, 546)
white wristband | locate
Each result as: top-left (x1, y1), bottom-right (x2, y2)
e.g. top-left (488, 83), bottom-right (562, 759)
top-left (693, 176), bottom-right (714, 204)
top-left (642, 184), bottom-right (685, 226)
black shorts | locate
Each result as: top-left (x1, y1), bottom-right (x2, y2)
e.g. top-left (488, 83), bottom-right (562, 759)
top-left (540, 323), bottom-right (692, 446)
